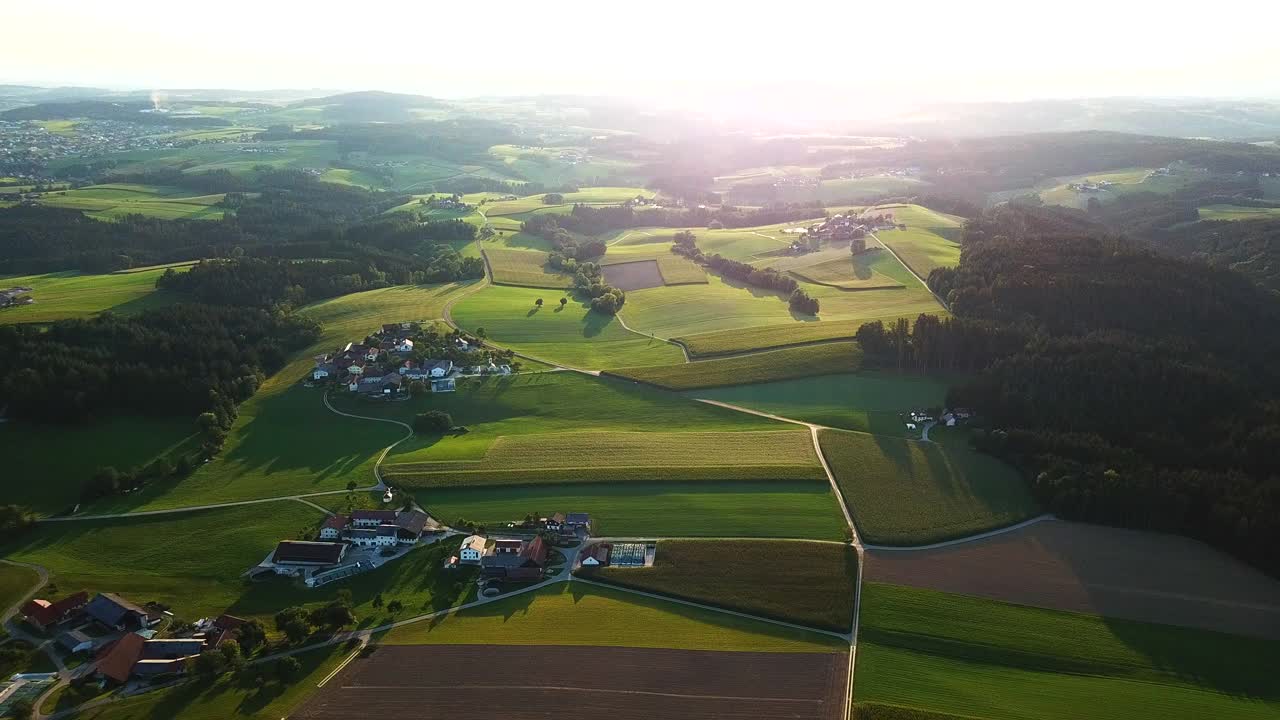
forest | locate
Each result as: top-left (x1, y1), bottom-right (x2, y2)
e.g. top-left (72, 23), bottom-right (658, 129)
top-left (911, 205), bottom-right (1280, 575)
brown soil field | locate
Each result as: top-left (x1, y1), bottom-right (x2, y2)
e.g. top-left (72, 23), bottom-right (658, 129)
top-left (866, 519), bottom-right (1280, 639)
top-left (292, 644), bottom-right (849, 720)
top-left (602, 260), bottom-right (665, 291)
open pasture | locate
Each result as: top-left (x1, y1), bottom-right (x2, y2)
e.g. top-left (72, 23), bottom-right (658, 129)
top-left (818, 429), bottom-right (1038, 545)
top-left (691, 371), bottom-right (952, 436)
top-left (599, 248), bottom-right (708, 285)
top-left (414, 480), bottom-right (849, 540)
top-left (484, 247), bottom-right (573, 288)
top-left (767, 248), bottom-right (915, 290)
top-left (39, 183), bottom-right (228, 220)
top-left (0, 263), bottom-right (189, 325)
top-left (382, 581), bottom-right (846, 651)
top-left (865, 518), bottom-right (1280, 640)
top-left (865, 205), bottom-right (962, 278)
top-left (609, 341), bottom-right (861, 390)
top-left (383, 429), bottom-right (825, 488)
top-left (449, 284), bottom-right (684, 368)
top-left (293, 643), bottom-right (849, 720)
top-left (1198, 204), bottom-right (1280, 221)
top-left (585, 539), bottom-right (858, 632)
top-left (854, 583), bottom-right (1280, 720)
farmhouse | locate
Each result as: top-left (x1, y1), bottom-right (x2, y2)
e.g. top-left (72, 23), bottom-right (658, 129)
top-left (271, 540), bottom-right (347, 568)
top-left (319, 514), bottom-right (349, 540)
top-left (348, 525), bottom-right (399, 548)
top-left (581, 542), bottom-right (612, 567)
top-left (352, 509), bottom-right (398, 528)
top-left (394, 509), bottom-right (431, 540)
top-left (93, 634), bottom-right (206, 683)
top-left (565, 513), bottom-right (592, 531)
top-left (427, 359), bottom-right (454, 378)
top-left (431, 377), bottom-right (457, 393)
top-left (481, 536), bottom-right (550, 582)
top-left (312, 363), bottom-right (338, 381)
top-left (459, 534), bottom-right (487, 564)
top-left (20, 591), bottom-right (89, 631)
top-left (83, 593), bottom-right (156, 632)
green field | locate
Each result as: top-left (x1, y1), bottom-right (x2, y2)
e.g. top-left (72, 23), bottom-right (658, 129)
top-left (868, 205), bottom-right (962, 279)
top-left (677, 320), bottom-right (870, 356)
top-left (484, 247), bottom-right (573, 288)
top-left (0, 264), bottom-right (190, 325)
top-left (692, 372), bottom-right (953, 437)
top-left (584, 540), bottom-right (857, 632)
top-left (449, 284), bottom-right (684, 369)
top-left (59, 644), bottom-right (351, 720)
top-left (415, 480), bottom-right (849, 540)
top-left (37, 183), bottom-right (227, 220)
top-left (855, 583), bottom-right (1280, 720)
top-left (384, 429), bottom-right (824, 487)
top-left (771, 248), bottom-right (913, 290)
top-left (1198, 204), bottom-right (1280, 221)
top-left (382, 582), bottom-right (845, 652)
top-left (0, 562), bottom-right (39, 616)
top-left (608, 341), bottom-right (862, 390)
top-left (818, 429), bottom-right (1037, 545)
top-left (0, 416), bottom-right (198, 515)
top-left (598, 249), bottom-right (708, 285)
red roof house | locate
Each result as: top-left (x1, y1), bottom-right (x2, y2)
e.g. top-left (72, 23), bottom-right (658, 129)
top-left (21, 591), bottom-right (89, 631)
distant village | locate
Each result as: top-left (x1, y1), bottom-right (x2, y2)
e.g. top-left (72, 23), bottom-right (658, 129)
top-left (310, 321), bottom-right (516, 398)
top-left (0, 286), bottom-right (34, 308)
top-left (782, 212), bottom-right (900, 254)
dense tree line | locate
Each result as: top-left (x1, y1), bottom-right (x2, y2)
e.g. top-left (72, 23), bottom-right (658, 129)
top-left (0, 304), bottom-right (319, 424)
top-left (912, 205), bottom-right (1280, 575)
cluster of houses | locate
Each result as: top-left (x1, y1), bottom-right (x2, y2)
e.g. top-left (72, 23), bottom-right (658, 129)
top-left (312, 322), bottom-right (513, 398)
top-left (903, 407), bottom-right (972, 431)
top-left (20, 591), bottom-right (244, 684)
top-left (0, 286), bottom-right (33, 308)
top-left (1068, 180), bottom-right (1116, 193)
top-left (453, 512), bottom-right (591, 584)
top-left (421, 194), bottom-right (470, 211)
top-left (265, 508), bottom-right (437, 582)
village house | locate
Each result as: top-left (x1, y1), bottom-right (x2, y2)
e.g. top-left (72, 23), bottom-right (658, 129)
top-left (541, 512), bottom-right (566, 532)
top-left (458, 534), bottom-right (487, 564)
top-left (580, 542), bottom-right (612, 567)
top-left (394, 510), bottom-right (431, 541)
top-left (83, 593), bottom-right (157, 632)
top-left (565, 513), bottom-right (592, 531)
top-left (427, 359), bottom-right (454, 378)
top-left (319, 514), bottom-right (348, 540)
top-left (493, 538), bottom-right (523, 554)
top-left (348, 525), bottom-right (399, 548)
top-left (431, 377), bottom-right (457, 393)
top-left (20, 591), bottom-right (89, 632)
top-left (481, 536), bottom-right (550, 582)
top-left (352, 509), bottom-right (398, 528)
top-left (93, 634), bottom-right (205, 684)
top-left (395, 338), bottom-right (414, 353)
top-left (312, 362), bottom-right (338, 381)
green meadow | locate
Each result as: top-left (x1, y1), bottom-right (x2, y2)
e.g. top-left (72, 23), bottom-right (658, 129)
top-left (609, 341), bottom-right (862, 390)
top-left (0, 563), bottom-right (40, 616)
top-left (868, 204), bottom-right (963, 279)
top-left (37, 183), bottom-right (227, 220)
top-left (855, 583), bottom-right (1280, 720)
top-left (1198, 204), bottom-right (1280, 221)
top-left (449, 284), bottom-right (684, 369)
top-left (818, 429), bottom-right (1037, 545)
top-left (414, 480), bottom-right (849, 540)
top-left (383, 582), bottom-right (846, 652)
top-left (484, 247), bottom-right (573, 288)
top-left (0, 263), bottom-right (190, 325)
top-left (692, 372), bottom-right (952, 436)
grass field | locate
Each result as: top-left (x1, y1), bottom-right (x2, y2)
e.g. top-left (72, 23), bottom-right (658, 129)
top-left (60, 644), bottom-right (351, 720)
top-left (383, 429), bottom-right (825, 487)
top-left (768, 247), bottom-right (913, 290)
top-left (691, 372), bottom-right (953, 436)
top-left (382, 582), bottom-right (846, 652)
top-left (868, 205), bottom-right (962, 279)
top-left (584, 540), bottom-right (858, 632)
top-left (414, 480), bottom-right (849, 540)
top-left (677, 320), bottom-right (869, 356)
top-left (0, 563), bottom-right (39, 616)
top-left (0, 502), bottom-right (323, 621)
top-left (483, 247), bottom-right (573, 288)
top-left (598, 248), bottom-right (708, 285)
top-left (854, 583), bottom-right (1280, 720)
top-left (37, 183), bottom-right (227, 220)
top-left (1198, 204), bottom-right (1280, 221)
top-left (0, 264), bottom-right (190, 325)
top-left (818, 429), bottom-right (1038, 545)
top-left (608, 341), bottom-right (862, 390)
top-left (0, 416), bottom-right (198, 515)
top-left (449, 284), bottom-right (684, 369)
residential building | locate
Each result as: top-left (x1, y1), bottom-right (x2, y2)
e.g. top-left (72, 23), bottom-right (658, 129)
top-left (319, 514), bottom-right (348, 541)
top-left (395, 338), bottom-right (414, 353)
top-left (271, 540), bottom-right (347, 567)
top-left (565, 513), bottom-right (592, 530)
top-left (20, 591), bottom-right (89, 631)
top-left (580, 543), bottom-right (612, 567)
top-left (541, 512), bottom-right (566, 532)
top-left (431, 377), bottom-right (456, 393)
top-left (313, 363), bottom-right (338, 381)
top-left (427, 359), bottom-right (453, 378)
top-left (351, 509), bottom-right (397, 528)
top-left (83, 593), bottom-right (154, 632)
top-left (348, 525), bottom-right (398, 548)
top-left (493, 538), bottom-right (523, 554)
top-left (481, 536), bottom-right (549, 582)
top-left (94, 633), bottom-right (146, 684)
top-left (459, 535), bottom-right (487, 564)
top-left (394, 510), bottom-right (430, 541)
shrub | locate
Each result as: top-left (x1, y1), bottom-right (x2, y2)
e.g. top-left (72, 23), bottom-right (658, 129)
top-left (413, 410), bottom-right (453, 434)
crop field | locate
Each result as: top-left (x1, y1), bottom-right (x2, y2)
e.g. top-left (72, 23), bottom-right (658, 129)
top-left (1198, 204), bottom-right (1280, 221)
top-left (599, 247), bottom-right (708, 285)
top-left (585, 540), bottom-right (858, 632)
top-left (62, 644), bottom-right (352, 720)
top-left (0, 416), bottom-right (198, 515)
top-left (0, 502), bottom-right (324, 621)
top-left (622, 275), bottom-right (941, 342)
top-left (449, 284), bottom-right (685, 368)
top-left (677, 320), bottom-right (868, 356)
top-left (608, 341), bottom-right (862, 390)
top-left (37, 183), bottom-right (227, 220)
top-left (414, 480), bottom-right (849, 540)
top-left (818, 429), bottom-right (1038, 544)
top-left (0, 263), bottom-right (190, 325)
top-left (383, 429), bottom-right (824, 487)
top-left (293, 644), bottom-right (849, 720)
top-left (866, 518), bottom-right (1280, 640)
top-left (483, 247), bottom-right (573, 288)
top-left (382, 582), bottom-right (846, 651)
top-left (854, 583), bottom-right (1280, 720)
top-left (600, 259), bottom-right (665, 290)
top-left (776, 249), bottom-right (914, 290)
top-left (866, 205), bottom-right (962, 279)
top-left (691, 372), bottom-right (953, 436)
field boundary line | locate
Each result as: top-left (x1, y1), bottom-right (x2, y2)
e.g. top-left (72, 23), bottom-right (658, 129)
top-left (614, 310), bottom-right (690, 362)
top-left (866, 230), bottom-right (949, 311)
top-left (862, 514), bottom-right (1056, 551)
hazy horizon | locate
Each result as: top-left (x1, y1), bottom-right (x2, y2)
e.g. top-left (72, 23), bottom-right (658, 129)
top-left (9, 0), bottom-right (1280, 112)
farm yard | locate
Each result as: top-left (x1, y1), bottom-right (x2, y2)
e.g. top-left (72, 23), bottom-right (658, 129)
top-left (818, 429), bottom-right (1039, 544)
top-left (865, 518), bottom-right (1280, 639)
top-left (292, 644), bottom-right (849, 720)
top-left (853, 583), bottom-right (1280, 720)
top-left (608, 341), bottom-right (863, 390)
top-left (582, 539), bottom-right (858, 632)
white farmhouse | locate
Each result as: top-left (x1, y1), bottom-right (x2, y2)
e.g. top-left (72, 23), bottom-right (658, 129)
top-left (459, 535), bottom-right (487, 564)
top-left (396, 338), bottom-right (414, 353)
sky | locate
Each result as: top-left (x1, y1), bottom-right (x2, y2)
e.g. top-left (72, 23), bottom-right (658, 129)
top-left (8, 0), bottom-right (1280, 109)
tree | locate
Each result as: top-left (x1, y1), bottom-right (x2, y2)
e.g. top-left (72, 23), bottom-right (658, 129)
top-left (346, 480), bottom-right (358, 491)
top-left (543, 193), bottom-right (565, 204)
top-left (372, 593), bottom-right (384, 608)
top-left (559, 297), bottom-right (568, 308)
top-left (413, 410), bottom-right (453, 434)
top-left (474, 327), bottom-right (487, 339)
top-left (274, 606), bottom-right (312, 644)
top-left (0, 505), bottom-right (36, 542)
top-left (192, 648), bottom-right (228, 678)
top-left (9, 698), bottom-right (32, 720)
top-left (850, 237), bottom-right (867, 254)
top-left (535, 297), bottom-right (544, 307)
top-left (310, 599), bottom-right (355, 630)
top-left (220, 639), bottom-right (245, 672)
top-left (235, 619), bottom-right (267, 654)
top-left (386, 599), bottom-right (404, 613)
top-left (408, 379), bottom-right (427, 397)
top-left (276, 656), bottom-right (302, 682)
